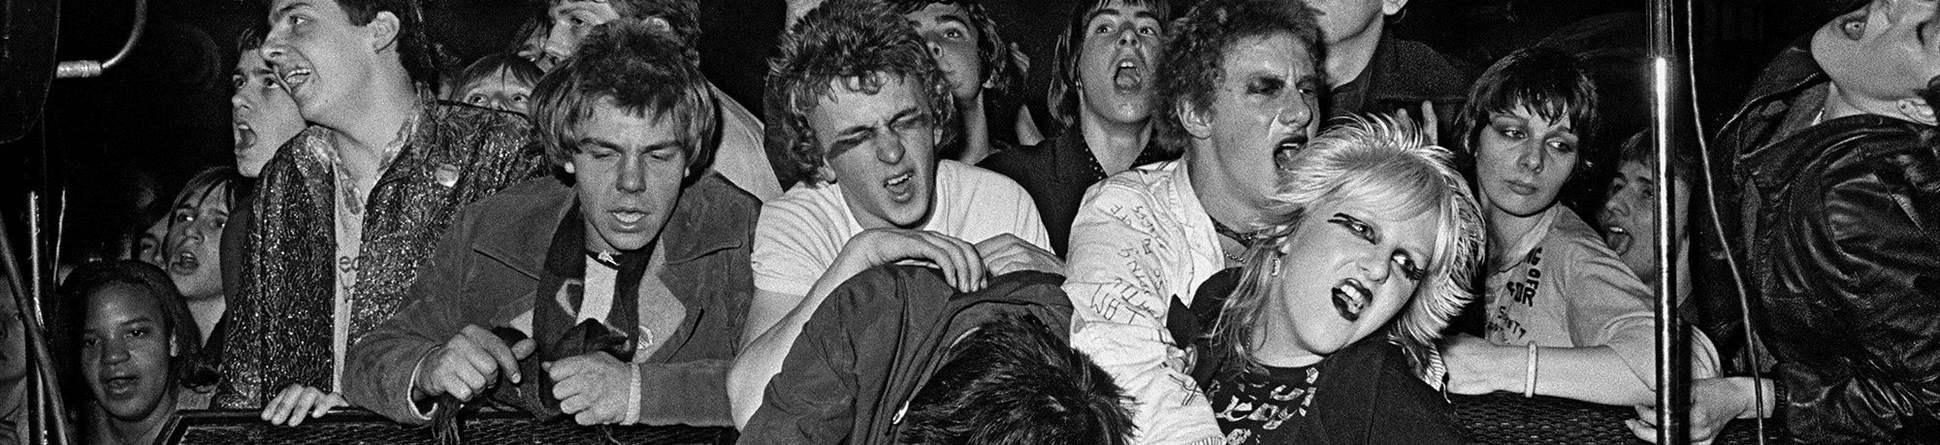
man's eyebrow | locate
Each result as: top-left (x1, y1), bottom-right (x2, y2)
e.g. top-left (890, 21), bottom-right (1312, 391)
top-left (578, 137), bottom-right (625, 151)
top-left (1085, 8), bottom-right (1122, 24)
top-left (273, 1), bottom-right (312, 18)
top-left (936, 14), bottom-right (970, 27)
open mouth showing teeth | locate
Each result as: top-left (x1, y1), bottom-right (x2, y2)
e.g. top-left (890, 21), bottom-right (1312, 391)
top-left (1602, 225), bottom-right (1634, 254)
top-left (1331, 279), bottom-right (1370, 322)
top-left (1113, 59), bottom-right (1143, 90)
top-left (235, 122), bottom-right (257, 148)
top-left (171, 252), bottom-right (199, 275)
top-left (886, 173), bottom-right (911, 187)
top-left (1274, 136), bottom-right (1308, 169)
top-left (282, 68), bottom-right (313, 88)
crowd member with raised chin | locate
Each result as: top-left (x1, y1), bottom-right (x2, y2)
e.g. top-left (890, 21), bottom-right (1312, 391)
top-left (223, 26), bottom-right (307, 340)
top-left (725, 0), bottom-right (1058, 427)
top-left (1060, 0), bottom-right (1324, 441)
top-left (1596, 131), bottom-right (1693, 303)
top-left (979, 0), bottom-right (1172, 258)
top-left (1300, 0), bottom-right (1475, 146)
top-left (345, 20), bottom-right (756, 427)
top-left (539, 0), bottom-right (784, 202)
top-left (232, 25), bottom-right (307, 180)
top-left (888, 0), bottom-right (1026, 165)
top-left (1646, 0), bottom-right (1940, 442)
top-left (220, 0), bottom-right (545, 424)
top-left (159, 168), bottom-right (244, 358)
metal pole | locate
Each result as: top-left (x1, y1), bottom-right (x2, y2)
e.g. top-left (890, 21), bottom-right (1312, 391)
top-left (1650, 0), bottom-right (1689, 443)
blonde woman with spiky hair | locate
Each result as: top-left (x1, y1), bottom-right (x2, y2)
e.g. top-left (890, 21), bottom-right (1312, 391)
top-left (1175, 116), bottom-right (1483, 445)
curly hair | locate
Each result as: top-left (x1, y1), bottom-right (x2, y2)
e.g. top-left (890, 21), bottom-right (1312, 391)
top-left (326, 0), bottom-right (454, 90)
top-left (600, 0), bottom-right (703, 56)
top-left (1151, 0), bottom-right (1323, 156)
top-left (1045, 0), bottom-right (1170, 129)
top-left (530, 19), bottom-right (718, 179)
top-left (884, 0), bottom-right (1024, 95)
top-left (1210, 116), bottom-right (1484, 379)
top-left (897, 313), bottom-right (1135, 445)
top-left (1456, 47), bottom-right (1601, 160)
top-left (764, 0), bottom-right (956, 186)
top-left (57, 261), bottom-right (222, 396)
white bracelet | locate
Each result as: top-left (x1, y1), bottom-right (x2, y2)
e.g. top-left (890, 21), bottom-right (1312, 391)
top-left (623, 362), bottom-right (643, 424)
top-left (1523, 342), bottom-right (1538, 398)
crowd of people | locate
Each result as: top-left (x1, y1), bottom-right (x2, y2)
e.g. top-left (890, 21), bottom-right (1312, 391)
top-left (4, 0), bottom-right (1937, 444)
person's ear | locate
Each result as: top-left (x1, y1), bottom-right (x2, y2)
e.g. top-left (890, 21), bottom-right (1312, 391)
top-left (368, 11), bottom-right (401, 54)
top-left (1178, 100), bottom-right (1215, 140)
top-left (563, 158), bottom-right (578, 175)
top-left (1383, 0), bottom-right (1411, 16)
top-left (168, 334), bottom-right (180, 358)
top-left (1896, 97), bottom-right (1937, 126)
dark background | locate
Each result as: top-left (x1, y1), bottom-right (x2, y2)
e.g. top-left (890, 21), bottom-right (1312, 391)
top-left (0, 0), bottom-right (1867, 270)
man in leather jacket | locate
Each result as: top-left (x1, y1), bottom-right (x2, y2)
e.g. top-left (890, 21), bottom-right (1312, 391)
top-left (1637, 0), bottom-right (1940, 443)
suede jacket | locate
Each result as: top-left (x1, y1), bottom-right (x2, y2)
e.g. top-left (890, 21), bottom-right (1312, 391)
top-left (343, 174), bottom-right (759, 427)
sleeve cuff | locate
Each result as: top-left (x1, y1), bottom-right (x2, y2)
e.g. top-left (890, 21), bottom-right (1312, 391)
top-left (405, 346), bottom-right (443, 421)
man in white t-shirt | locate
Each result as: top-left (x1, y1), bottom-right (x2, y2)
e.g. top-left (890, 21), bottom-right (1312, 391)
top-left (1060, 0), bottom-right (1325, 442)
top-left (725, 0), bottom-right (1059, 427)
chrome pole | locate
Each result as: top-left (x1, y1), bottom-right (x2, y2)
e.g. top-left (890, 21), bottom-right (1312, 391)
top-left (1650, 0), bottom-right (1688, 443)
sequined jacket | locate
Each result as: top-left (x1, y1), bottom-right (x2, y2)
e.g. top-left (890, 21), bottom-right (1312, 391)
top-left (216, 103), bottom-right (543, 408)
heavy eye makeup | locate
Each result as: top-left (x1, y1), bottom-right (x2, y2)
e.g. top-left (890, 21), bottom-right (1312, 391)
top-left (1328, 212), bottom-right (1428, 281)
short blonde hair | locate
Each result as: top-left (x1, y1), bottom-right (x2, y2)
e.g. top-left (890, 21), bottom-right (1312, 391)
top-left (1212, 115), bottom-right (1484, 378)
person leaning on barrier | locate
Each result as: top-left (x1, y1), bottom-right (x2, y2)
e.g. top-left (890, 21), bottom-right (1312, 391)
top-left (342, 20), bottom-right (757, 427)
top-left (1638, 0), bottom-right (1940, 443)
top-left (222, 0), bottom-right (545, 424)
top-left (1059, 0), bottom-right (1326, 441)
top-left (726, 0), bottom-right (1058, 426)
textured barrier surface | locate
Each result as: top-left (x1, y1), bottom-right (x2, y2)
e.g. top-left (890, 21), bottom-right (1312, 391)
top-left (161, 409), bottom-right (737, 445)
top-left (1452, 393), bottom-right (1785, 445)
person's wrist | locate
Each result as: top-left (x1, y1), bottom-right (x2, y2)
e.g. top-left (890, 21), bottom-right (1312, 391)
top-left (1494, 344), bottom-right (1524, 393)
top-left (411, 346), bottom-right (445, 400)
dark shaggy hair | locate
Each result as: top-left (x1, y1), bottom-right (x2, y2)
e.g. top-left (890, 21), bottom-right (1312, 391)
top-left (324, 0), bottom-right (453, 90)
top-left (531, 19), bottom-right (718, 179)
top-left (764, 0), bottom-right (956, 186)
top-left (897, 313), bottom-right (1135, 445)
top-left (1046, 0), bottom-right (1171, 129)
top-left (57, 261), bottom-right (221, 396)
top-left (884, 0), bottom-right (1024, 95)
top-left (1151, 0), bottom-right (1323, 156)
top-left (1456, 47), bottom-right (1601, 160)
